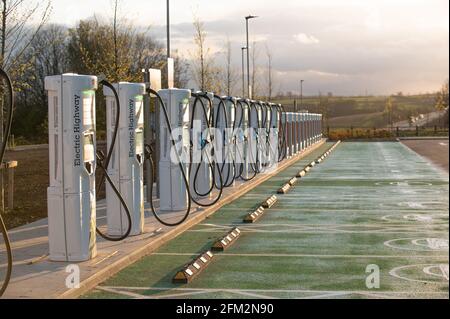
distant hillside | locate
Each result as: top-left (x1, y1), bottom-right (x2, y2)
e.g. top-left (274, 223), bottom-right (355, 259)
top-left (271, 94), bottom-right (437, 127)
top-left (326, 112), bottom-right (385, 128)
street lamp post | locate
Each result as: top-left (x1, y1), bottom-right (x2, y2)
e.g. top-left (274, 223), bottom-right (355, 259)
top-left (245, 15), bottom-right (258, 98)
top-left (241, 46), bottom-right (247, 97)
top-left (166, 0), bottom-right (170, 58)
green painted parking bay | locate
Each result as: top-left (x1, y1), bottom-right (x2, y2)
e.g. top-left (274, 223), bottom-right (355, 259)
top-left (83, 142), bottom-right (449, 299)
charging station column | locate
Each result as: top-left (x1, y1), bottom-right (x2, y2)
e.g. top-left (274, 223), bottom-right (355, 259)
top-left (158, 89), bottom-right (191, 211)
top-left (292, 113), bottom-right (296, 154)
top-left (269, 103), bottom-right (279, 164)
top-left (313, 114), bottom-right (317, 143)
top-left (313, 114), bottom-right (317, 144)
top-left (225, 97), bottom-right (236, 184)
top-left (250, 102), bottom-right (262, 171)
top-left (190, 92), bottom-right (213, 198)
top-left (298, 113), bottom-right (303, 152)
top-left (294, 113), bottom-right (299, 154)
top-left (307, 113), bottom-right (311, 147)
top-left (261, 102), bottom-right (270, 165)
top-left (104, 82), bottom-right (146, 236)
top-left (317, 114), bottom-right (320, 143)
top-left (319, 114), bottom-right (322, 141)
top-left (46, 73), bottom-right (97, 262)
top-left (236, 99), bottom-right (249, 179)
top-left (287, 112), bottom-right (293, 157)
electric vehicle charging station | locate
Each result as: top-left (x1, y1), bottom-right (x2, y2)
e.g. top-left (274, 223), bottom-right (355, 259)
top-left (297, 113), bottom-right (303, 152)
top-left (158, 89), bottom-right (191, 211)
top-left (225, 97), bottom-right (237, 185)
top-left (302, 114), bottom-right (306, 148)
top-left (236, 99), bottom-right (250, 179)
top-left (292, 112), bottom-right (297, 154)
top-left (269, 103), bottom-right (279, 164)
top-left (319, 114), bottom-right (323, 142)
top-left (314, 114), bottom-right (319, 143)
top-left (213, 96), bottom-right (236, 186)
top-left (104, 82), bottom-right (146, 236)
top-left (281, 110), bottom-right (287, 158)
top-left (312, 113), bottom-right (316, 144)
top-left (307, 113), bottom-right (311, 147)
top-left (313, 114), bottom-right (316, 144)
top-left (319, 114), bottom-right (323, 141)
top-left (294, 112), bottom-right (300, 154)
top-left (249, 101), bottom-right (262, 171)
top-left (190, 92), bottom-right (213, 199)
top-left (46, 73), bottom-right (98, 262)
top-left (260, 102), bottom-right (270, 166)
top-left (286, 112), bottom-right (293, 158)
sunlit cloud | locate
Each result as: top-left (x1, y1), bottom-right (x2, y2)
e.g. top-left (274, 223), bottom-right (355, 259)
top-left (48, 0), bottom-right (449, 95)
top-left (293, 33), bottom-right (320, 44)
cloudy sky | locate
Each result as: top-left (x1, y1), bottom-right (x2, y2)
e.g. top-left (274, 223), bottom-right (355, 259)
top-left (49, 0), bottom-right (449, 96)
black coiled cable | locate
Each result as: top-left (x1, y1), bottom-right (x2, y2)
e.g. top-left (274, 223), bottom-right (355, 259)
top-left (95, 80), bottom-right (132, 241)
top-left (189, 92), bottom-right (223, 206)
top-left (0, 67), bottom-right (14, 297)
top-left (144, 88), bottom-right (192, 226)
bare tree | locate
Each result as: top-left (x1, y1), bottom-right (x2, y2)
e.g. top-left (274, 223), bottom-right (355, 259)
top-left (223, 37), bottom-right (237, 96)
top-left (1, 0), bottom-right (52, 78)
top-left (190, 15), bottom-right (221, 92)
top-left (265, 44), bottom-right (274, 101)
top-left (250, 41), bottom-right (260, 99)
top-left (0, 0), bottom-right (51, 212)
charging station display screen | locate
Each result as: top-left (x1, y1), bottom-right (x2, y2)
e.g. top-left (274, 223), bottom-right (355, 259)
top-left (83, 133), bottom-right (95, 163)
top-left (135, 130), bottom-right (143, 155)
top-left (135, 96), bottom-right (144, 126)
top-left (83, 90), bottom-right (95, 127)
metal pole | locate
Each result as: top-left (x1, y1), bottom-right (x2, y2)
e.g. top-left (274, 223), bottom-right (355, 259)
top-left (241, 47), bottom-right (246, 97)
top-left (245, 15), bottom-right (258, 98)
top-left (246, 18), bottom-right (250, 98)
top-left (166, 0), bottom-right (170, 58)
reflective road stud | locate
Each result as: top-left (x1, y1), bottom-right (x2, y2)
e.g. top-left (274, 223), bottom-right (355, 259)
top-left (211, 228), bottom-right (241, 251)
top-left (158, 89), bottom-right (191, 211)
top-left (46, 73), bottom-right (98, 262)
top-left (173, 251), bottom-right (214, 283)
top-left (244, 206), bottom-right (266, 223)
top-left (104, 82), bottom-right (146, 236)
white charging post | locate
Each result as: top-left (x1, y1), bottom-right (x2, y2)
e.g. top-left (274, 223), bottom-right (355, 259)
top-left (300, 113), bottom-right (305, 151)
top-left (103, 82), bottom-right (146, 236)
top-left (287, 112), bottom-right (294, 157)
top-left (190, 92), bottom-right (213, 198)
top-left (46, 73), bottom-right (97, 262)
top-left (249, 102), bottom-right (262, 170)
top-left (236, 100), bottom-right (250, 179)
top-left (295, 113), bottom-right (300, 154)
top-left (269, 103), bottom-right (279, 163)
top-left (213, 96), bottom-right (236, 186)
top-left (158, 89), bottom-right (191, 211)
top-left (224, 97), bottom-right (236, 184)
top-left (299, 113), bottom-right (303, 151)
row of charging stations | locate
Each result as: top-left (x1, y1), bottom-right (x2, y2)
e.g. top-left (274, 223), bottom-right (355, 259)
top-left (283, 112), bottom-right (322, 158)
top-left (44, 73), bottom-right (323, 262)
